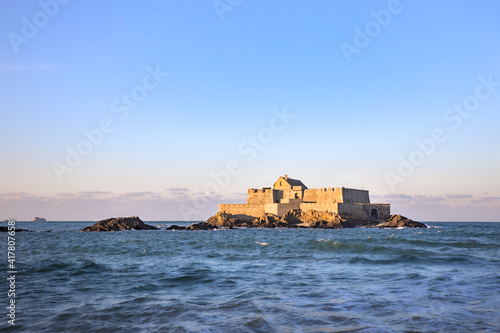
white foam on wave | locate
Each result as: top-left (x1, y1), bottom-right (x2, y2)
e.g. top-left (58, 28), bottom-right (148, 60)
top-left (317, 239), bottom-right (342, 245)
top-left (255, 241), bottom-right (269, 246)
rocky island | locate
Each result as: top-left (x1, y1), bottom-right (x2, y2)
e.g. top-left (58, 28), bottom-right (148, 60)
top-left (82, 216), bottom-right (158, 231)
top-left (171, 175), bottom-right (426, 230)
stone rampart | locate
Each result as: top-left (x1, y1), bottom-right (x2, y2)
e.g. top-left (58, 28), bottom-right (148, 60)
top-left (303, 188), bottom-right (343, 203)
top-left (369, 204), bottom-right (390, 219)
top-left (300, 202), bottom-right (340, 213)
top-left (276, 202), bottom-right (302, 216)
top-left (219, 177), bottom-right (389, 220)
top-left (219, 203), bottom-right (266, 219)
top-left (337, 203), bottom-right (390, 219)
top-left (341, 188), bottom-right (370, 203)
top-left (246, 188), bottom-right (275, 204)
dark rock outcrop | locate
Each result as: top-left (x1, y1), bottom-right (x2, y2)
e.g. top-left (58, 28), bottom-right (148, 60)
top-left (0, 226), bottom-right (31, 232)
top-left (187, 222), bottom-right (216, 230)
top-left (166, 225), bottom-right (187, 230)
top-left (375, 214), bottom-right (426, 228)
top-left (82, 216), bottom-right (158, 231)
top-left (166, 222), bottom-right (220, 231)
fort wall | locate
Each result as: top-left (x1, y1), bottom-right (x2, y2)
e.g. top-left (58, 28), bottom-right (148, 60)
top-left (369, 204), bottom-right (390, 219)
top-left (300, 202), bottom-right (339, 213)
top-left (259, 204), bottom-right (302, 216)
top-left (337, 203), bottom-right (390, 219)
top-left (276, 201), bottom-right (302, 216)
top-left (279, 189), bottom-right (304, 201)
top-left (341, 188), bottom-right (370, 203)
top-left (220, 176), bottom-right (389, 220)
top-left (337, 203), bottom-right (367, 218)
top-left (220, 202), bottom-right (390, 220)
top-left (219, 203), bottom-right (266, 220)
top-left (303, 188), bottom-right (342, 203)
top-left (246, 188), bottom-right (276, 204)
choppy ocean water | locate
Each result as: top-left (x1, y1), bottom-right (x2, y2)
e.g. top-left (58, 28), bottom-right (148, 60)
top-left (1, 221), bottom-right (499, 332)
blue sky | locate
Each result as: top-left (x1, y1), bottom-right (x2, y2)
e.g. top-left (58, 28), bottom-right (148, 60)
top-left (1, 0), bottom-right (499, 221)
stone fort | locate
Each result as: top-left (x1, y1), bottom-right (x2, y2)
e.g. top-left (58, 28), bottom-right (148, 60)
top-left (220, 175), bottom-right (390, 220)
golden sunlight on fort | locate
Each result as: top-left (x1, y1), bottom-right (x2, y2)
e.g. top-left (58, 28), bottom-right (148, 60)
top-left (220, 175), bottom-right (391, 220)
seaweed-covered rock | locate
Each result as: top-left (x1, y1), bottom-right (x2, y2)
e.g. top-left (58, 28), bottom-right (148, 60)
top-left (82, 216), bottom-right (158, 231)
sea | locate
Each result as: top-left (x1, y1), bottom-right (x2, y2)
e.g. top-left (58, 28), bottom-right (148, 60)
top-left (1, 221), bottom-right (499, 332)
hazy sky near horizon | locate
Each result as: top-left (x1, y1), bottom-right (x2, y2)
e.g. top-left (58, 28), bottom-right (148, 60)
top-left (1, 1), bottom-right (499, 221)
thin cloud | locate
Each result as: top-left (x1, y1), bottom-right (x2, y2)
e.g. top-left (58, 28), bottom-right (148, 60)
top-left (372, 192), bottom-right (500, 210)
top-left (446, 194), bottom-right (473, 199)
top-left (0, 192), bottom-right (37, 200)
top-left (119, 191), bottom-right (159, 198)
top-left (228, 192), bottom-right (247, 202)
top-left (165, 187), bottom-right (191, 201)
top-left (471, 196), bottom-right (500, 204)
top-left (372, 193), bottom-right (412, 200)
top-left (0, 190), bottom-right (209, 220)
top-left (372, 193), bottom-right (481, 207)
top-left (2, 190), bottom-right (499, 221)
top-left (78, 191), bottom-right (113, 197)
top-left (0, 191), bottom-right (31, 197)
top-left (165, 187), bottom-right (190, 193)
top-left (413, 195), bottom-right (446, 202)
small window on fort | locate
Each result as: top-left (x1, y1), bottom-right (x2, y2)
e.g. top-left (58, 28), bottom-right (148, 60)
top-left (371, 209), bottom-right (378, 219)
top-left (280, 181), bottom-right (282, 186)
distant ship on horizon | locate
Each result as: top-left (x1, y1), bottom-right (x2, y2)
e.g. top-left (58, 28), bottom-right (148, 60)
top-left (33, 217), bottom-right (47, 222)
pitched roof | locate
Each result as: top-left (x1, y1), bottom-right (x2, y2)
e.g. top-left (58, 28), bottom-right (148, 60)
top-left (285, 177), bottom-right (307, 188)
top-left (276, 175), bottom-right (308, 189)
